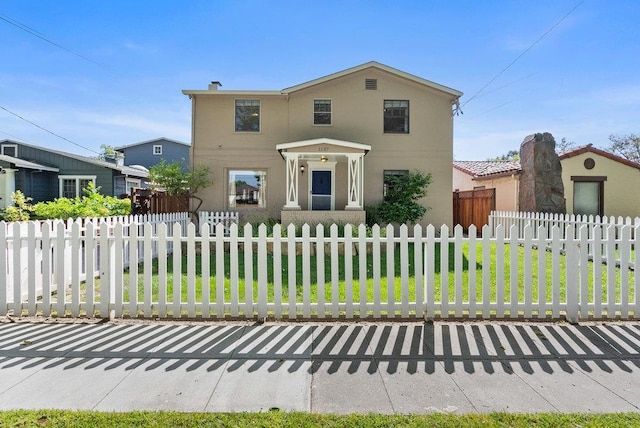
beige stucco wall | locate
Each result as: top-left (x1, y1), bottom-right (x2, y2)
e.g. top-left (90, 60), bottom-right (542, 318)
top-left (188, 67), bottom-right (458, 227)
top-left (453, 168), bottom-right (519, 212)
top-left (561, 152), bottom-right (640, 218)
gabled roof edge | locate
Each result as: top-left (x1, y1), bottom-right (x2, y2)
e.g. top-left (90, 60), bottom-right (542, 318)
top-left (282, 61), bottom-right (463, 97)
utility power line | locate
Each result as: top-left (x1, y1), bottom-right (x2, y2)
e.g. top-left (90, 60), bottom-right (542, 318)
top-left (461, 1), bottom-right (584, 109)
top-left (0, 13), bottom-right (113, 72)
top-left (0, 105), bottom-right (100, 156)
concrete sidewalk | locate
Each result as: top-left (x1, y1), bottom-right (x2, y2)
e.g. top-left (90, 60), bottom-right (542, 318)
top-left (0, 319), bottom-right (639, 414)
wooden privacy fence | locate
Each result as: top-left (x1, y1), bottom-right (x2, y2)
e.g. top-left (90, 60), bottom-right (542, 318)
top-left (1, 219), bottom-right (638, 322)
top-left (130, 189), bottom-right (190, 215)
top-left (453, 188), bottom-right (496, 234)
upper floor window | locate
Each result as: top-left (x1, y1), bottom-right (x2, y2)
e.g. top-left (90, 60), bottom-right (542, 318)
top-left (1, 144), bottom-right (17, 157)
top-left (153, 145), bottom-right (162, 155)
top-left (313, 99), bottom-right (332, 125)
top-left (235, 99), bottom-right (260, 132)
top-left (384, 100), bottom-right (409, 134)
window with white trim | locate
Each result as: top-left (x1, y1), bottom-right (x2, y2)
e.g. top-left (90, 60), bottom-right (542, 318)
top-left (313, 99), bottom-right (332, 125)
top-left (235, 99), bottom-right (260, 132)
top-left (58, 176), bottom-right (96, 198)
top-left (153, 145), bottom-right (162, 155)
top-left (1, 144), bottom-right (17, 157)
top-left (384, 100), bottom-right (409, 133)
top-left (126, 179), bottom-right (141, 194)
top-left (228, 169), bottom-right (266, 208)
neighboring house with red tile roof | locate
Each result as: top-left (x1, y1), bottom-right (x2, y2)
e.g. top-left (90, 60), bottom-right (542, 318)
top-left (453, 160), bottom-right (521, 212)
top-left (453, 144), bottom-right (640, 217)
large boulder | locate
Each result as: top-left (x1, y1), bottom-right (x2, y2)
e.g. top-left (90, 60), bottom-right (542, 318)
top-left (519, 133), bottom-right (566, 213)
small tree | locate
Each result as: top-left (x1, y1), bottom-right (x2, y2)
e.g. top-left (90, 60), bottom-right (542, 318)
top-left (607, 133), bottom-right (640, 163)
top-left (148, 160), bottom-right (211, 220)
top-left (367, 170), bottom-right (432, 225)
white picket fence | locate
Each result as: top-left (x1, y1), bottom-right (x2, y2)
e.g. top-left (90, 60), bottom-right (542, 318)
top-left (490, 210), bottom-right (640, 240)
top-left (199, 211), bottom-right (239, 235)
top-left (1, 218), bottom-right (638, 321)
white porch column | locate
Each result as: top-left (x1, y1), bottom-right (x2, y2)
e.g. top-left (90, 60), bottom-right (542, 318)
top-left (283, 153), bottom-right (301, 209)
top-left (346, 153), bottom-right (364, 209)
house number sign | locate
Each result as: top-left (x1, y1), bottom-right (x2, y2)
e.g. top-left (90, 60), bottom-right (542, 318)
top-left (318, 146), bottom-right (329, 152)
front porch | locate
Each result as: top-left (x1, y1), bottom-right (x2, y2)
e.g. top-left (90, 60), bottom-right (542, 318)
top-left (276, 138), bottom-right (371, 226)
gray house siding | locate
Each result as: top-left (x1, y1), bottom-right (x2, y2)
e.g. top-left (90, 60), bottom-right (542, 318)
top-left (14, 170), bottom-right (58, 202)
top-left (117, 139), bottom-right (190, 169)
top-left (13, 144), bottom-right (117, 195)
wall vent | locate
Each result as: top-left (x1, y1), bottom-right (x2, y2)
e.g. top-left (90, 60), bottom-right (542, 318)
top-left (365, 78), bottom-right (377, 90)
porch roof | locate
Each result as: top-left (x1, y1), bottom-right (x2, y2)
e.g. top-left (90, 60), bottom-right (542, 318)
top-left (276, 138), bottom-right (371, 156)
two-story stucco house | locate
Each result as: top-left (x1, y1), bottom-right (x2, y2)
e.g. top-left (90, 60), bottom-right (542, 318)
top-left (182, 62), bottom-right (462, 227)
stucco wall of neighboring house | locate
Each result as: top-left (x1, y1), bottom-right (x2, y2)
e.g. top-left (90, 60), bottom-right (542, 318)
top-left (561, 151), bottom-right (640, 218)
top-left (188, 65), bottom-right (457, 228)
top-left (453, 168), bottom-right (519, 212)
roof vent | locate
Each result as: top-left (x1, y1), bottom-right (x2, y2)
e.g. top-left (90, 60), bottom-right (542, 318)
top-left (365, 79), bottom-right (377, 90)
top-left (208, 81), bottom-right (222, 90)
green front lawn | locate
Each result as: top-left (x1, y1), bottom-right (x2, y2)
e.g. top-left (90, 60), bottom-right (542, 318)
top-left (107, 242), bottom-right (635, 317)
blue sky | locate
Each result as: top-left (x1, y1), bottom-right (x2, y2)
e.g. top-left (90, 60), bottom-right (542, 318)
top-left (1, 0), bottom-right (639, 160)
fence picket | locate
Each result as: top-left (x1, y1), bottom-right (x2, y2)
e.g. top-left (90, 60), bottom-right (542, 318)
top-left (143, 223), bottom-right (153, 318)
top-left (186, 223), bottom-right (197, 318)
top-left (551, 226), bottom-right (561, 318)
top-left (41, 223), bottom-right (51, 317)
top-left (244, 224), bottom-right (254, 318)
top-left (440, 225), bottom-right (449, 318)
top-left (425, 225), bottom-right (435, 320)
top-left (495, 225), bottom-right (505, 318)
top-left (468, 225), bottom-right (477, 319)
top-left (620, 226), bottom-right (631, 318)
top-left (509, 224), bottom-right (518, 318)
top-left (257, 224), bottom-right (268, 319)
top-left (288, 223), bottom-right (297, 319)
top-left (273, 224), bottom-right (283, 319)
top-left (27, 222), bottom-right (37, 316)
top-left (385, 225), bottom-right (395, 317)
top-left (200, 223), bottom-right (211, 319)
top-left (55, 221), bottom-right (66, 317)
top-left (316, 224), bottom-right (325, 319)
top-left (157, 223), bottom-right (168, 318)
top-left (172, 223), bottom-right (182, 318)
top-left (606, 224), bottom-right (617, 318)
top-left (230, 224), bottom-right (240, 317)
top-left (345, 224), bottom-right (354, 319)
top-left (536, 225), bottom-right (547, 319)
top-left (302, 224), bottom-right (311, 319)
top-left (523, 225), bottom-right (533, 319)
top-left (372, 225), bottom-right (381, 318)
top-left (358, 224), bottom-right (368, 317)
top-left (481, 226), bottom-right (490, 319)
top-left (453, 225), bottom-right (463, 318)
top-left (413, 224), bottom-right (424, 318)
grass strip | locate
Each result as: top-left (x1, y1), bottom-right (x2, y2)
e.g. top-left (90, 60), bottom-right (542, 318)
top-left (2, 410), bottom-right (640, 428)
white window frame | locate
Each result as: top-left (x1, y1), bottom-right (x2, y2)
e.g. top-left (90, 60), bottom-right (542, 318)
top-left (58, 175), bottom-right (96, 198)
top-left (1, 144), bottom-right (17, 157)
top-left (153, 145), bottom-right (163, 155)
top-left (126, 178), bottom-right (141, 194)
top-left (234, 99), bottom-right (261, 133)
top-left (227, 169), bottom-right (267, 209)
top-left (313, 99), bottom-right (332, 126)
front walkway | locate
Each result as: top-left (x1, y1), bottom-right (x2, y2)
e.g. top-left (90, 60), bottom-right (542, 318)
top-left (0, 319), bottom-right (639, 413)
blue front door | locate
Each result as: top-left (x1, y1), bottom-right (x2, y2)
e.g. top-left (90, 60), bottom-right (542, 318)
top-left (311, 170), bottom-right (331, 210)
